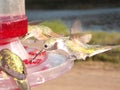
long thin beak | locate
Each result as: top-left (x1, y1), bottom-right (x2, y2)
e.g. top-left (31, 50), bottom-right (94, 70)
top-left (30, 47), bottom-right (45, 62)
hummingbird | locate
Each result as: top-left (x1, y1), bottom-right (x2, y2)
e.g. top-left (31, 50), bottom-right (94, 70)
top-left (41, 33), bottom-right (120, 60)
top-left (31, 20), bottom-right (120, 61)
top-left (0, 49), bottom-right (30, 90)
top-left (23, 25), bottom-right (61, 41)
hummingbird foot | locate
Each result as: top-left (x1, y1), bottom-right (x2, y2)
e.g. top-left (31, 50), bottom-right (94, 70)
top-left (67, 55), bottom-right (77, 61)
top-left (1, 71), bottom-right (8, 79)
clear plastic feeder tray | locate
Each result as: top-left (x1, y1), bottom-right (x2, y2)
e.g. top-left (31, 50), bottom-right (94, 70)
top-left (0, 43), bottom-right (74, 90)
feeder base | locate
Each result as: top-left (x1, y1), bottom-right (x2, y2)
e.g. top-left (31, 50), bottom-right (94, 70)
top-left (0, 46), bottom-right (74, 90)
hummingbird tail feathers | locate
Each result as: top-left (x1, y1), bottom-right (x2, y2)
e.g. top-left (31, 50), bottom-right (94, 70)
top-left (15, 79), bottom-right (30, 90)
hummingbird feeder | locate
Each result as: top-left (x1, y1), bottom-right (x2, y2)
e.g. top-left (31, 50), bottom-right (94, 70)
top-left (0, 0), bottom-right (74, 89)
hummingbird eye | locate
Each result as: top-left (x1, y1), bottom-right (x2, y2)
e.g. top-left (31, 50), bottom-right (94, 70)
top-left (44, 44), bottom-right (48, 48)
top-left (26, 33), bottom-right (30, 35)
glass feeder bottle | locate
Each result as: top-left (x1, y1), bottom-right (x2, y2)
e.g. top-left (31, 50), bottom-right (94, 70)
top-left (0, 0), bottom-right (28, 60)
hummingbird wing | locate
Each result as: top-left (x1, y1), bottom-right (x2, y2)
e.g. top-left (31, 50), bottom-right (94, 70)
top-left (0, 49), bottom-right (26, 80)
top-left (71, 44), bottom-right (120, 60)
top-left (70, 33), bottom-right (92, 45)
top-left (86, 45), bottom-right (120, 58)
top-left (70, 20), bottom-right (92, 44)
top-left (70, 19), bottom-right (83, 34)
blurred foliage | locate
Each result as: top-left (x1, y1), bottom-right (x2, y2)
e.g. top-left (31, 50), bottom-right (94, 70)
top-left (89, 32), bottom-right (120, 45)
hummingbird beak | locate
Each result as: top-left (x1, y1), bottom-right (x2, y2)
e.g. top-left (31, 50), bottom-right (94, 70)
top-left (30, 47), bottom-right (45, 62)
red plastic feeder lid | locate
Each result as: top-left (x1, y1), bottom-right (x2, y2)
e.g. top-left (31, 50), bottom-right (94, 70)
top-left (0, 15), bottom-right (28, 39)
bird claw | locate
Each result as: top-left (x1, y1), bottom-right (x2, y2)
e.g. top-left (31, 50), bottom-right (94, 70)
top-left (1, 71), bottom-right (8, 79)
top-left (67, 55), bottom-right (77, 61)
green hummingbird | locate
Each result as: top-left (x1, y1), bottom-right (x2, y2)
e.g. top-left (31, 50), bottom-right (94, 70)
top-left (23, 25), bottom-right (61, 41)
top-left (0, 49), bottom-right (30, 90)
